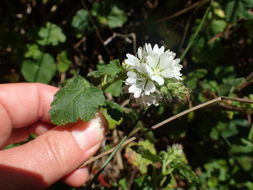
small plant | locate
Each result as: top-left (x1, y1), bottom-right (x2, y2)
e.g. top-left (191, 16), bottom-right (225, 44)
top-left (49, 42), bottom-right (253, 189)
top-left (48, 43), bottom-right (196, 188)
top-left (2, 0), bottom-right (253, 189)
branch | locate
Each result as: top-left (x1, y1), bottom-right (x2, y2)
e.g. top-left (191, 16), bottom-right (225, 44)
top-left (73, 36), bottom-right (86, 49)
top-left (104, 32), bottom-right (137, 54)
top-left (155, 0), bottom-right (209, 23)
top-left (80, 96), bottom-right (253, 168)
top-left (235, 72), bottom-right (253, 91)
top-left (217, 103), bottom-right (247, 113)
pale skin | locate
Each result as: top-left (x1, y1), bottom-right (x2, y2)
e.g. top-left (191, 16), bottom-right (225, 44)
top-left (0, 83), bottom-right (107, 189)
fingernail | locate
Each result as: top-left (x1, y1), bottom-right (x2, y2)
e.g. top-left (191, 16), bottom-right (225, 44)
top-left (72, 113), bottom-right (106, 150)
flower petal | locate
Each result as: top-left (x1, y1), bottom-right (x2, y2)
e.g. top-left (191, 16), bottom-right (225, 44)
top-left (146, 55), bottom-right (159, 69)
top-left (151, 75), bottom-right (164, 85)
top-left (137, 92), bottom-right (161, 106)
top-left (145, 43), bottom-right (152, 54)
top-left (125, 77), bottom-right (136, 85)
top-left (137, 47), bottom-right (143, 60)
top-left (144, 80), bottom-right (156, 95)
top-left (127, 71), bottom-right (137, 78)
top-left (153, 44), bottom-right (165, 55)
top-left (128, 84), bottom-right (142, 98)
top-left (133, 88), bottom-right (142, 98)
top-left (125, 54), bottom-right (140, 66)
top-left (125, 59), bottom-right (136, 66)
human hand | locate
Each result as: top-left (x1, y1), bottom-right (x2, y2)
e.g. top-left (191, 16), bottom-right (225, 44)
top-left (0, 83), bottom-right (107, 190)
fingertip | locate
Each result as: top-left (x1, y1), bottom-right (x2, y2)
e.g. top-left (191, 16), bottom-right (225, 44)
top-left (71, 113), bottom-right (107, 151)
top-left (63, 167), bottom-right (89, 187)
top-left (30, 121), bottom-right (55, 135)
top-left (97, 112), bottom-right (109, 133)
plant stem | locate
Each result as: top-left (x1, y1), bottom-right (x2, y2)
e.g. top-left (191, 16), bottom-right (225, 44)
top-left (84, 136), bottom-right (128, 189)
top-left (101, 71), bottom-right (126, 91)
top-left (155, 0), bottom-right (209, 23)
top-left (151, 96), bottom-right (253, 130)
top-left (84, 107), bottom-right (148, 188)
top-left (80, 96), bottom-right (253, 167)
top-left (179, 4), bottom-right (210, 61)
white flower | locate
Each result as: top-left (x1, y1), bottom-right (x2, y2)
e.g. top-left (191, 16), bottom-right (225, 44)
top-left (137, 92), bottom-right (162, 106)
top-left (125, 71), bottom-right (156, 98)
top-left (124, 43), bottom-right (183, 106)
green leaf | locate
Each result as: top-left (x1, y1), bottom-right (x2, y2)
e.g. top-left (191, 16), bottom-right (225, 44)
top-left (71, 9), bottom-right (93, 34)
top-left (230, 138), bottom-right (253, 154)
top-left (88, 59), bottom-right (121, 78)
top-left (177, 165), bottom-right (199, 183)
top-left (21, 53), bottom-right (56, 83)
top-left (105, 80), bottom-right (122, 97)
top-left (236, 156), bottom-right (253, 171)
top-left (50, 75), bottom-right (105, 125)
top-left (210, 19), bottom-right (227, 34)
top-left (56, 50), bottom-right (71, 72)
top-left (88, 59), bottom-right (123, 95)
top-left (131, 145), bottom-right (159, 163)
top-left (125, 140), bottom-right (157, 174)
top-left (225, 0), bottom-right (253, 23)
top-left (105, 100), bottom-right (130, 115)
top-left (24, 44), bottom-right (42, 59)
top-left (37, 22), bottom-right (66, 46)
top-left (134, 176), bottom-right (153, 190)
top-left (186, 69), bottom-right (208, 89)
top-left (210, 121), bottom-right (239, 140)
top-left (108, 4), bottom-right (127, 28)
top-left (244, 182), bottom-right (253, 189)
top-left (118, 178), bottom-right (128, 190)
top-left (91, 0), bottom-right (127, 28)
top-left (101, 59), bottom-right (122, 76)
top-left (100, 108), bottom-right (123, 129)
top-left (242, 0), bottom-right (253, 7)
top-left (100, 100), bottom-right (128, 129)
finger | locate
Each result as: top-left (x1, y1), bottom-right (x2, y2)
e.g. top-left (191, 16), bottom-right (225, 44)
top-left (62, 143), bottom-right (103, 187)
top-left (0, 83), bottom-right (58, 146)
top-left (63, 167), bottom-right (89, 187)
top-left (0, 112), bottom-right (107, 189)
top-left (3, 122), bottom-right (54, 147)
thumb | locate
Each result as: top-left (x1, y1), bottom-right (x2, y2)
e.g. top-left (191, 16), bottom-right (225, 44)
top-left (0, 113), bottom-right (107, 190)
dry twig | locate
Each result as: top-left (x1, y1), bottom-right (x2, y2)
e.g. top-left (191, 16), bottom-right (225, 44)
top-left (80, 96), bottom-right (253, 168)
top-left (155, 0), bottom-right (209, 23)
top-left (104, 32), bottom-right (137, 54)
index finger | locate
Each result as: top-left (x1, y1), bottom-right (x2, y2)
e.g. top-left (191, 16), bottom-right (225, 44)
top-left (0, 83), bottom-right (58, 145)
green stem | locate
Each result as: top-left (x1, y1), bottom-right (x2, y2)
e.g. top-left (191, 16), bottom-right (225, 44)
top-left (84, 135), bottom-right (128, 189)
top-left (248, 123), bottom-right (253, 141)
top-left (101, 71), bottom-right (126, 91)
top-left (179, 5), bottom-right (210, 61)
top-left (84, 107), bottom-right (149, 189)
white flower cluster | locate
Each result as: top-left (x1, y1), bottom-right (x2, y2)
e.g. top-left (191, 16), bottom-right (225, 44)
top-left (124, 43), bottom-right (182, 106)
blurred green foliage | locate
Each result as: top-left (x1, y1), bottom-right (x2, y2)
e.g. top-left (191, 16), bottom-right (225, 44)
top-left (0, 0), bottom-right (253, 189)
